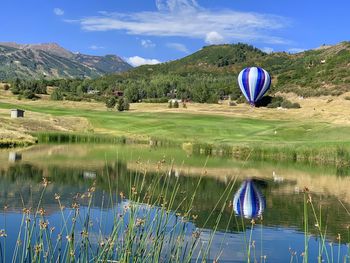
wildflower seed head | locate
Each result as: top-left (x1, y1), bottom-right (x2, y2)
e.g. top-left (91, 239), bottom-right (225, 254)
top-left (72, 203), bottom-right (79, 210)
top-left (0, 230), bottom-right (7, 237)
top-left (81, 230), bottom-right (89, 238)
top-left (42, 177), bottom-right (50, 187)
top-left (39, 208), bottom-right (46, 216)
top-left (39, 220), bottom-right (49, 230)
top-left (192, 230), bottom-right (200, 239)
top-left (22, 207), bottom-right (31, 215)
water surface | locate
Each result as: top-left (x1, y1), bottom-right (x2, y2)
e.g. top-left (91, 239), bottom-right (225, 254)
top-left (0, 144), bottom-right (349, 262)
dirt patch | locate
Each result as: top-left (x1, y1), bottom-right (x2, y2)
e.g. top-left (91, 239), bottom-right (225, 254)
top-left (0, 108), bottom-right (92, 144)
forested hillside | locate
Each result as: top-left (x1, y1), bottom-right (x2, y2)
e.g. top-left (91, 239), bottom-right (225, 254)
top-left (5, 42), bottom-right (350, 103)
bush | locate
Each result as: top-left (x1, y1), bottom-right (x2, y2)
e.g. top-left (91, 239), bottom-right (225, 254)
top-left (23, 89), bottom-right (38, 100)
top-left (173, 101), bottom-right (179, 108)
top-left (3, 84), bottom-right (10, 90)
top-left (230, 89), bottom-right (242, 100)
top-left (228, 101), bottom-right (237, 106)
top-left (11, 87), bottom-right (21, 95)
top-left (168, 102), bottom-right (173, 108)
top-left (236, 96), bottom-right (247, 104)
top-left (106, 96), bottom-right (117, 109)
top-left (51, 89), bottom-right (63, 101)
top-left (117, 97), bottom-right (130, 112)
top-left (124, 98), bottom-right (130, 110)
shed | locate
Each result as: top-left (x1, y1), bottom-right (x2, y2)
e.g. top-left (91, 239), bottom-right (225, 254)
top-left (9, 152), bottom-right (22, 162)
top-left (11, 109), bottom-right (25, 118)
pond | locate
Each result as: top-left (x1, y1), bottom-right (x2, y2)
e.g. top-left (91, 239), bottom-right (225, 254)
top-left (0, 144), bottom-right (349, 262)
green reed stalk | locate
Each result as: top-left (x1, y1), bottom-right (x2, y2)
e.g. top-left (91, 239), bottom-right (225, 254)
top-left (304, 191), bottom-right (309, 263)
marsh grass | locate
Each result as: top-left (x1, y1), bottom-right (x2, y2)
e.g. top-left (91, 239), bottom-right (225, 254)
top-left (0, 159), bottom-right (237, 262)
top-left (0, 139), bottom-right (35, 148)
top-left (36, 132), bottom-right (128, 145)
top-left (191, 142), bottom-right (350, 167)
top-left (299, 189), bottom-right (350, 263)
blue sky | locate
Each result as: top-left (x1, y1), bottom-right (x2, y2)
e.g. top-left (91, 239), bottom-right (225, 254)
top-left (0, 0), bottom-right (348, 66)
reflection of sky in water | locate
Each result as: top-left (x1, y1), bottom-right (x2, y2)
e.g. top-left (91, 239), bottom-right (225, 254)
top-left (0, 201), bottom-right (348, 262)
top-left (0, 145), bottom-right (349, 262)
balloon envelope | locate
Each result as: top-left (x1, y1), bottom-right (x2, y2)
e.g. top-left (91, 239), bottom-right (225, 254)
top-left (237, 67), bottom-right (271, 105)
top-left (233, 179), bottom-right (266, 219)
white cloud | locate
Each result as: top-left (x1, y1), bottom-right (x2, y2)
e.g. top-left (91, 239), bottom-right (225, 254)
top-left (166, 42), bottom-right (189, 53)
top-left (141, 39), bottom-right (156, 48)
top-left (156, 0), bottom-right (200, 12)
top-left (261, 47), bottom-right (274, 54)
top-left (71, 0), bottom-right (289, 45)
top-left (288, 48), bottom-right (305, 53)
top-left (205, 31), bottom-right (225, 45)
top-left (89, 45), bottom-right (105, 50)
top-left (126, 56), bottom-right (161, 67)
top-left (54, 8), bottom-right (65, 16)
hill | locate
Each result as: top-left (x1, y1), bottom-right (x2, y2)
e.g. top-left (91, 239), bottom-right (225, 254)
top-left (63, 41), bottom-right (348, 105)
top-left (4, 42), bottom-right (350, 103)
top-left (0, 42), bottom-right (132, 79)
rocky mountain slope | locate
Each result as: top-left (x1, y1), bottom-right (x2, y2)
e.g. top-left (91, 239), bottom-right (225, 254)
top-left (0, 42), bottom-right (132, 79)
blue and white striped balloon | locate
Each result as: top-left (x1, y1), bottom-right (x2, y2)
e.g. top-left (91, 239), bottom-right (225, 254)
top-left (238, 67), bottom-right (271, 106)
top-left (233, 179), bottom-right (266, 219)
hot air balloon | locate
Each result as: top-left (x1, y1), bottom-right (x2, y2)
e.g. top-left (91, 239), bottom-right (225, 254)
top-left (233, 179), bottom-right (266, 219)
top-left (237, 67), bottom-right (271, 106)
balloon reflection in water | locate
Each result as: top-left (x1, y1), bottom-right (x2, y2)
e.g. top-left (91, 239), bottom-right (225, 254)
top-left (233, 179), bottom-right (266, 219)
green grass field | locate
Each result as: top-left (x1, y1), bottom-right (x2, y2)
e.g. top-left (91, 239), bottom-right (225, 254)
top-left (1, 101), bottom-right (350, 149)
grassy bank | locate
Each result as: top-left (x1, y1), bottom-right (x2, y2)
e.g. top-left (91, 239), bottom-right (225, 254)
top-left (1, 101), bottom-right (350, 145)
top-left (2, 99), bottom-right (350, 164)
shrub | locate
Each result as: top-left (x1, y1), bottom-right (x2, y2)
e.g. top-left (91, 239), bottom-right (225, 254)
top-left (173, 101), bottom-right (179, 108)
top-left (117, 97), bottom-right (130, 112)
top-left (106, 96), bottom-right (117, 109)
top-left (50, 89), bottom-right (63, 101)
top-left (124, 98), bottom-right (130, 110)
top-left (230, 89), bottom-right (242, 100)
top-left (11, 87), bottom-right (21, 95)
top-left (168, 102), bottom-right (173, 108)
top-left (3, 84), bottom-right (10, 90)
top-left (23, 89), bottom-right (38, 100)
top-left (236, 96), bottom-right (247, 104)
top-left (228, 101), bottom-right (237, 106)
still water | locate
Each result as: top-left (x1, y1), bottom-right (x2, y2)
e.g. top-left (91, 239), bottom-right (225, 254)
top-left (0, 144), bottom-right (349, 262)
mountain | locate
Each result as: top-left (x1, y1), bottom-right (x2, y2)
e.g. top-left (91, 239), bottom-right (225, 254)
top-left (0, 42), bottom-right (132, 79)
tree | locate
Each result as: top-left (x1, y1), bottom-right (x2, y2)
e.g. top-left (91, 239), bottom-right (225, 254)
top-left (106, 97), bottom-right (117, 109)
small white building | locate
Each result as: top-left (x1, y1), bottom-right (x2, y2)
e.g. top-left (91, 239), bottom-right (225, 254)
top-left (9, 152), bottom-right (22, 162)
top-left (11, 109), bottom-right (25, 118)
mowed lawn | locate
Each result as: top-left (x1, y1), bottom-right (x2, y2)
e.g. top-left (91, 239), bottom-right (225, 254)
top-left (1, 101), bottom-right (350, 146)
